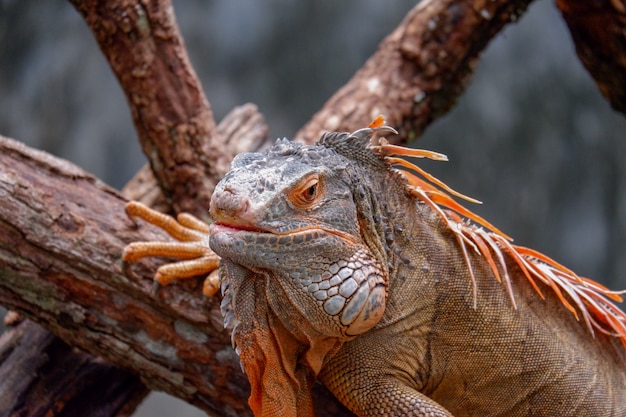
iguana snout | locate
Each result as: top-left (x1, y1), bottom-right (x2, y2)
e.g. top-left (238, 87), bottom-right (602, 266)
top-left (209, 186), bottom-right (258, 231)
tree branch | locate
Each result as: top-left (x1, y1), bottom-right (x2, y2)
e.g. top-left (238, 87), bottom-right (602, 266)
top-left (0, 320), bottom-right (147, 417)
top-left (0, 103), bottom-right (270, 417)
top-left (556, 0), bottom-right (626, 115)
top-left (68, 0), bottom-right (228, 220)
top-left (294, 0), bottom-right (534, 144)
top-left (121, 103), bottom-right (271, 213)
top-left (0, 134), bottom-right (250, 416)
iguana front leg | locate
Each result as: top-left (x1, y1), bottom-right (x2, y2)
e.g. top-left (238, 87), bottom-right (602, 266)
top-left (122, 201), bottom-right (220, 296)
top-left (323, 376), bottom-right (453, 417)
top-left (321, 349), bottom-right (454, 417)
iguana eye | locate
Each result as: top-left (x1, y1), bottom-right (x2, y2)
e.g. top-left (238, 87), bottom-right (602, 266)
top-left (304, 184), bottom-right (317, 200)
top-left (289, 174), bottom-right (324, 208)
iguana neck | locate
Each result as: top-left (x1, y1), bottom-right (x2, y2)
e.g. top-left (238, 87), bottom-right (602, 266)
top-left (357, 172), bottom-right (456, 330)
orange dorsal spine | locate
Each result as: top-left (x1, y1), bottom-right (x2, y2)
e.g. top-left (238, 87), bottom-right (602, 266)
top-left (359, 115), bottom-right (626, 345)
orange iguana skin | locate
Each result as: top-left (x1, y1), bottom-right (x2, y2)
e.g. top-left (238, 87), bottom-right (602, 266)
top-left (126, 126), bottom-right (626, 416)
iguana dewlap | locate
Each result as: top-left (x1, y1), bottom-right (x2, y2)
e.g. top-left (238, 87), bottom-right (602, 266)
top-left (124, 122), bottom-right (626, 417)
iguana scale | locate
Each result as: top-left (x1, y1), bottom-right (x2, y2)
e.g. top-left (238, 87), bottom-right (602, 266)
top-left (124, 118), bottom-right (626, 416)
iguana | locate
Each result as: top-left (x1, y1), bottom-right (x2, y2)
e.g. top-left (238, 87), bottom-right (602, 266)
top-left (123, 118), bottom-right (626, 416)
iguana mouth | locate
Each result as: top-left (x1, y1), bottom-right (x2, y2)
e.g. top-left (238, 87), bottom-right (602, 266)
top-left (211, 223), bottom-right (358, 244)
top-left (212, 222), bottom-right (268, 234)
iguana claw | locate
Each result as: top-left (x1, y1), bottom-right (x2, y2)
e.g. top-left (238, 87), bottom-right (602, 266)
top-left (122, 201), bottom-right (220, 297)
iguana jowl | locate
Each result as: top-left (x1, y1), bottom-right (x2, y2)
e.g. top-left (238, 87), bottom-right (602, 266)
top-left (124, 121), bottom-right (626, 416)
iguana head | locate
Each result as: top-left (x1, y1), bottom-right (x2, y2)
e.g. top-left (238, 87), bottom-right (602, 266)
top-left (209, 126), bottom-right (400, 339)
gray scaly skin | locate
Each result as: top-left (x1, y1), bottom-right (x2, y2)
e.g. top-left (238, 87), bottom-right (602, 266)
top-left (208, 128), bottom-right (626, 416)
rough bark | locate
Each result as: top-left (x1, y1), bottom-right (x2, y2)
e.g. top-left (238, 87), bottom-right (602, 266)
top-left (0, 103), bottom-right (269, 417)
top-left (68, 0), bottom-right (228, 221)
top-left (0, 320), bottom-right (147, 417)
top-left (556, 0), bottom-right (626, 115)
top-left (121, 103), bottom-right (271, 213)
top-left (0, 135), bottom-right (250, 416)
top-left (294, 0), bottom-right (534, 144)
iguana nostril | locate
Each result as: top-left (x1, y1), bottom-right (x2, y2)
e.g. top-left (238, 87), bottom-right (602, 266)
top-left (210, 188), bottom-right (250, 219)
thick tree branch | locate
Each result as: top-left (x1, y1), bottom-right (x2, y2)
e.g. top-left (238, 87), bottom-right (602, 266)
top-left (121, 103), bottom-right (271, 213)
top-left (0, 135), bottom-right (249, 416)
top-left (557, 0), bottom-right (626, 115)
top-left (68, 0), bottom-right (228, 221)
top-left (2, 0), bottom-right (274, 414)
top-left (295, 0), bottom-right (533, 144)
top-left (0, 320), bottom-right (147, 417)
top-left (0, 104), bottom-right (270, 417)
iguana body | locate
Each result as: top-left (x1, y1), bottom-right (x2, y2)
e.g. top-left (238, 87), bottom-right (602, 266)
top-left (124, 123), bottom-right (626, 416)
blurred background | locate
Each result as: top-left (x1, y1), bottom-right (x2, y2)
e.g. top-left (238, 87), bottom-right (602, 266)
top-left (1, 0), bottom-right (625, 415)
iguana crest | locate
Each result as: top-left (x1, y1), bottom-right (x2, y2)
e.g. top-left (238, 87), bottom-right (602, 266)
top-left (343, 117), bottom-right (626, 346)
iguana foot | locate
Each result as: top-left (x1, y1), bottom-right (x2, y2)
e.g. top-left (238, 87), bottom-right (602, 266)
top-left (122, 201), bottom-right (220, 297)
